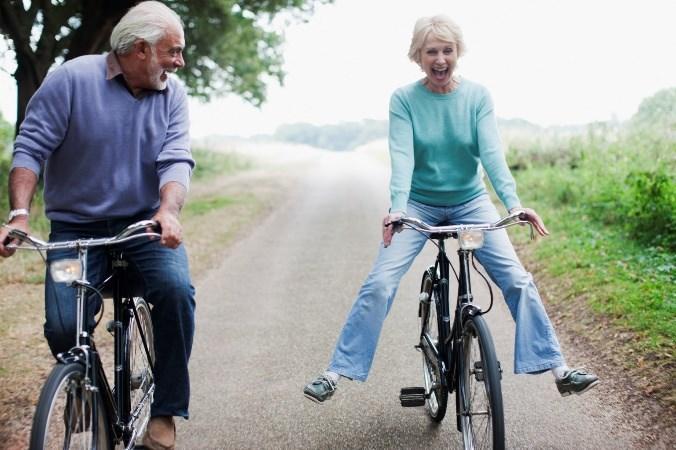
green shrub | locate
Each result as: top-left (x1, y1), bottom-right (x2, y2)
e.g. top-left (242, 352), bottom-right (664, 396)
top-left (625, 170), bottom-right (675, 250)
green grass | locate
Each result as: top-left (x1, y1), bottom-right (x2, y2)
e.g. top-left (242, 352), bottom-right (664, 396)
top-left (512, 173), bottom-right (675, 355)
top-left (191, 148), bottom-right (252, 181)
top-left (184, 195), bottom-right (237, 216)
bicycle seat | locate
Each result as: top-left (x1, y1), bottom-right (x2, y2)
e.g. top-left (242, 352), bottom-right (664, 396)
top-left (98, 274), bottom-right (145, 298)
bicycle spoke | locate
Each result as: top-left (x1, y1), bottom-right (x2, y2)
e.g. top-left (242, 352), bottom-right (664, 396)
top-left (419, 272), bottom-right (448, 422)
top-left (459, 316), bottom-right (505, 450)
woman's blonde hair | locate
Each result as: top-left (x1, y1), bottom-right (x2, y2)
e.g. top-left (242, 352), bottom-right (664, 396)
top-left (408, 15), bottom-right (466, 65)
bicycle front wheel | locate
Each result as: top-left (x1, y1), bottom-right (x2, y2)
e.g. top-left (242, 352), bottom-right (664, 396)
top-left (458, 315), bottom-right (505, 450)
top-left (419, 271), bottom-right (448, 422)
top-left (30, 362), bottom-right (112, 450)
top-left (126, 297), bottom-right (156, 443)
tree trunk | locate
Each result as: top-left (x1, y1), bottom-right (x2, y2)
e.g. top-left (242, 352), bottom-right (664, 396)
top-left (13, 54), bottom-right (47, 137)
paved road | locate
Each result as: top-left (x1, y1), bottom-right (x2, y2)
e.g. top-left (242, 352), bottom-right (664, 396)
top-left (178, 149), bottom-right (644, 449)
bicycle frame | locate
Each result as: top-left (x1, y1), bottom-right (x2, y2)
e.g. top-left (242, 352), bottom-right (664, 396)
top-left (55, 245), bottom-right (154, 446)
top-left (7, 221), bottom-right (158, 448)
top-left (403, 211), bottom-right (529, 390)
top-left (426, 235), bottom-right (482, 395)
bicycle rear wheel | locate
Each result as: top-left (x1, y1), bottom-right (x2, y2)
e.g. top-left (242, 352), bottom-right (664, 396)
top-left (419, 271), bottom-right (448, 422)
top-left (126, 297), bottom-right (155, 444)
top-left (458, 315), bottom-right (505, 450)
top-left (30, 362), bottom-right (111, 450)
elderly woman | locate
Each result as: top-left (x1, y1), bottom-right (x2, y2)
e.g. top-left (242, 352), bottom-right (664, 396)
top-left (303, 15), bottom-right (598, 403)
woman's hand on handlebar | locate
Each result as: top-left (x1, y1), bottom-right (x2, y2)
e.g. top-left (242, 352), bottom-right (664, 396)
top-left (510, 207), bottom-right (549, 237)
top-left (382, 212), bottom-right (405, 248)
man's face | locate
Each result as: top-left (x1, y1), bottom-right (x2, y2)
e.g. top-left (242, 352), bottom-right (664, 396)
top-left (144, 28), bottom-right (185, 90)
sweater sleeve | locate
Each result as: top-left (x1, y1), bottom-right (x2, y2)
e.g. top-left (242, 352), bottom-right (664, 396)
top-left (156, 83), bottom-right (194, 191)
top-left (475, 88), bottom-right (521, 210)
top-left (388, 91), bottom-right (415, 213)
top-left (12, 67), bottom-right (73, 176)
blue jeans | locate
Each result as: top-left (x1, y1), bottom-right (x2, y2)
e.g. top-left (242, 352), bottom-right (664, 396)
top-left (328, 194), bottom-right (565, 381)
top-left (45, 214), bottom-right (195, 418)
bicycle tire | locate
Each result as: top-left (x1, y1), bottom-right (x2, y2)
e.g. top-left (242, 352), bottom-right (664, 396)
top-left (125, 297), bottom-right (155, 444)
top-left (419, 271), bottom-right (448, 422)
top-left (458, 314), bottom-right (505, 450)
top-left (29, 362), bottom-right (112, 450)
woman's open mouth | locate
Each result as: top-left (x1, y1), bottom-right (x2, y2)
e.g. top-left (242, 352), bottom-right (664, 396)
top-left (432, 68), bottom-right (448, 80)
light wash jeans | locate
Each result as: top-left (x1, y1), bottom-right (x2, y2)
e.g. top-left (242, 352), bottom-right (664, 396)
top-left (328, 194), bottom-right (565, 381)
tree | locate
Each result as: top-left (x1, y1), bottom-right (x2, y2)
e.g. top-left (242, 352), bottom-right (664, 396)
top-left (0, 0), bottom-right (330, 136)
top-left (630, 87), bottom-right (676, 133)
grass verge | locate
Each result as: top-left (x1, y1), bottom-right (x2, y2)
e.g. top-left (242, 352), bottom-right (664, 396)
top-left (510, 175), bottom-right (675, 412)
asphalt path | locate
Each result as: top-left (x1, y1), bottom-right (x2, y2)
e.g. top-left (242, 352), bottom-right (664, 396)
top-left (177, 148), bottom-right (643, 449)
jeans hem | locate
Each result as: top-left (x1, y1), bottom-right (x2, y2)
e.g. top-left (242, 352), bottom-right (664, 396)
top-left (151, 409), bottom-right (189, 419)
top-left (515, 359), bottom-right (565, 375)
top-left (327, 365), bottom-right (367, 382)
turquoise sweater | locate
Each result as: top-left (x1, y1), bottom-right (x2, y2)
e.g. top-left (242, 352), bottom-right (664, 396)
top-left (388, 79), bottom-right (520, 213)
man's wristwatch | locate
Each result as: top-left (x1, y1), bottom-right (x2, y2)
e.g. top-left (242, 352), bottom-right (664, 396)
top-left (7, 208), bottom-right (30, 222)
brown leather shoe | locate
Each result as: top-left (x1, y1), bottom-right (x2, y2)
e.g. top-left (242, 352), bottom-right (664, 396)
top-left (142, 416), bottom-right (176, 450)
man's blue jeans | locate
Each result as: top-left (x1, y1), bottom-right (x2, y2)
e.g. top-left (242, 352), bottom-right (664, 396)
top-left (45, 215), bottom-right (195, 418)
top-left (328, 194), bottom-right (565, 381)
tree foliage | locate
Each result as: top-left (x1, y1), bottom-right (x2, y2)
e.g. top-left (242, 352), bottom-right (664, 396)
top-left (0, 0), bottom-right (330, 134)
top-left (0, 112), bottom-right (12, 152)
top-left (631, 87), bottom-right (676, 129)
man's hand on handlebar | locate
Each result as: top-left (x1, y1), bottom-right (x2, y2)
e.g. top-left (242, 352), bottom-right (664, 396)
top-left (510, 207), bottom-right (549, 237)
top-left (382, 212), bottom-right (405, 248)
top-left (0, 216), bottom-right (30, 258)
top-left (152, 209), bottom-right (182, 249)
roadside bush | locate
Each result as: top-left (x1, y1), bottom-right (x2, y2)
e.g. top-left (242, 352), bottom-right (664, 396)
top-left (625, 170), bottom-right (675, 250)
top-left (507, 109), bottom-right (674, 251)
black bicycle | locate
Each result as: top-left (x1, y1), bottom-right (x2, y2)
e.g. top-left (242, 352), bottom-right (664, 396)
top-left (397, 211), bottom-right (531, 450)
top-left (7, 220), bottom-right (159, 449)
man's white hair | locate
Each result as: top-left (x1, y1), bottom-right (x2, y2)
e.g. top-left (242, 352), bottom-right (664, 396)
top-left (110, 1), bottom-right (183, 54)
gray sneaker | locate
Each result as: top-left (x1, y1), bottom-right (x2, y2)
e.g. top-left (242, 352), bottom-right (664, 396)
top-left (556, 368), bottom-right (599, 396)
top-left (303, 375), bottom-right (337, 403)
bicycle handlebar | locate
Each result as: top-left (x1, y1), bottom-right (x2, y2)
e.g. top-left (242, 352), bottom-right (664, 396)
top-left (393, 210), bottom-right (532, 236)
top-left (5, 220), bottom-right (161, 251)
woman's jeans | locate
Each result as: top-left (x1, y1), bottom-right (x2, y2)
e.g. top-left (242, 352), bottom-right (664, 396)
top-left (328, 194), bottom-right (565, 381)
top-left (45, 215), bottom-right (195, 418)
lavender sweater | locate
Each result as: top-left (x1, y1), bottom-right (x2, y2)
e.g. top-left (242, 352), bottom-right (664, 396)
top-left (12, 53), bottom-right (194, 223)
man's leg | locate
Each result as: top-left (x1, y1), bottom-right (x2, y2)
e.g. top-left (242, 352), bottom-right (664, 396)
top-left (124, 238), bottom-right (195, 418)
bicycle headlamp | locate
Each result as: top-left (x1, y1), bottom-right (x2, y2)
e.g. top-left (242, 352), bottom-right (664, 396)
top-left (50, 259), bottom-right (82, 283)
top-left (458, 230), bottom-right (485, 250)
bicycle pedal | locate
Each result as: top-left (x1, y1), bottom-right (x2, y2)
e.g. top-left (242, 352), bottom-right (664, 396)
top-left (399, 387), bottom-right (426, 407)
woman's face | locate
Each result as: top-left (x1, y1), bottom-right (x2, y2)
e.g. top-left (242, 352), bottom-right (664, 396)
top-left (419, 38), bottom-right (458, 93)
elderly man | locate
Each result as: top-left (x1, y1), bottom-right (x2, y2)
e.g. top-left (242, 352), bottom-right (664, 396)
top-left (0, 2), bottom-right (195, 448)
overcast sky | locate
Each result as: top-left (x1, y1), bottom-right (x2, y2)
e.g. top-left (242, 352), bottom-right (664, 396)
top-left (1, 0), bottom-right (675, 138)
